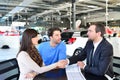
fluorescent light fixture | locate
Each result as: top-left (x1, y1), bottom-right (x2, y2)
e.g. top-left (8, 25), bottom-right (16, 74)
top-left (11, 22), bottom-right (26, 26)
top-left (78, 0), bottom-right (84, 2)
top-left (87, 5), bottom-right (98, 8)
top-left (116, 3), bottom-right (120, 5)
top-left (43, 0), bottom-right (58, 2)
top-left (78, 0), bottom-right (90, 2)
top-left (111, 18), bottom-right (114, 20)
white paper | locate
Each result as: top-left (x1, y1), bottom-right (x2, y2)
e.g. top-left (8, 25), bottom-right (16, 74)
top-left (66, 64), bottom-right (86, 80)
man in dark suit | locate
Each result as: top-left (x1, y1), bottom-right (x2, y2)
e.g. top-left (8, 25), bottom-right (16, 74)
top-left (67, 23), bottom-right (114, 78)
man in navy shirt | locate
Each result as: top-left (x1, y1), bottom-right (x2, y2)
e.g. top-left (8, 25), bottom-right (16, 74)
top-left (37, 27), bottom-right (66, 77)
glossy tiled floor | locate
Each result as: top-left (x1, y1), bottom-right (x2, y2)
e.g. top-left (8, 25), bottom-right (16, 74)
top-left (0, 48), bottom-right (19, 61)
top-left (0, 36), bottom-right (20, 61)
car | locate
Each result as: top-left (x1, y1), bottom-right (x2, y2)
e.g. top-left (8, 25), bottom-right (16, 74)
top-left (42, 35), bottom-right (50, 42)
top-left (3, 31), bottom-right (19, 36)
top-left (38, 34), bottom-right (43, 44)
top-left (61, 30), bottom-right (88, 56)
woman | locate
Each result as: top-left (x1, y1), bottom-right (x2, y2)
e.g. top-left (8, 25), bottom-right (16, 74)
top-left (17, 29), bottom-right (66, 80)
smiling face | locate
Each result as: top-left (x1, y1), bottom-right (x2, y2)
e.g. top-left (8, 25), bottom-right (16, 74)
top-left (32, 35), bottom-right (39, 45)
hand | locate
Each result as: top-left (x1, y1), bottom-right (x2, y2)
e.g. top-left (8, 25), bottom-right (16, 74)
top-left (25, 72), bottom-right (37, 79)
top-left (57, 60), bottom-right (68, 68)
top-left (77, 61), bottom-right (85, 69)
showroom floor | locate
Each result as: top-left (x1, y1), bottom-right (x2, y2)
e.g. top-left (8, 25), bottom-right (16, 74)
top-left (0, 48), bottom-right (18, 61)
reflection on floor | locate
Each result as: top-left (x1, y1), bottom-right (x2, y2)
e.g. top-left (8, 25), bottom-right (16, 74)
top-left (0, 36), bottom-right (20, 61)
top-left (0, 48), bottom-right (19, 61)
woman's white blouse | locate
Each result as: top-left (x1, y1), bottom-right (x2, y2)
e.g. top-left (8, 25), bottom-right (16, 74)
top-left (17, 51), bottom-right (57, 80)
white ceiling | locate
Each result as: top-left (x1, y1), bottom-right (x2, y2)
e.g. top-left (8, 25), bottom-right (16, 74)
top-left (0, 0), bottom-right (120, 22)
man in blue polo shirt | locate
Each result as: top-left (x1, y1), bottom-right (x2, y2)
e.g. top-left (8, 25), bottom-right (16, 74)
top-left (37, 27), bottom-right (66, 77)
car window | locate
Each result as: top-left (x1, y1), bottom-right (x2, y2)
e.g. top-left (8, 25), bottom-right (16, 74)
top-left (80, 31), bottom-right (88, 37)
top-left (72, 32), bottom-right (80, 37)
top-left (61, 32), bottom-right (74, 43)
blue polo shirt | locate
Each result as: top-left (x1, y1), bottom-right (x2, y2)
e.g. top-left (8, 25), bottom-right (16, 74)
top-left (37, 41), bottom-right (66, 65)
top-left (37, 41), bottom-right (66, 77)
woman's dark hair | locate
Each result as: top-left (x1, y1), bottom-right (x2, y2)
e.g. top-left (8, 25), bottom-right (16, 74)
top-left (47, 27), bottom-right (62, 37)
top-left (17, 29), bottom-right (43, 67)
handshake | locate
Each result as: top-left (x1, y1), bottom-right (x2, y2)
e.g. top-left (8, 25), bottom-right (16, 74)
top-left (56, 59), bottom-right (85, 69)
top-left (25, 60), bottom-right (68, 79)
top-left (56, 60), bottom-right (68, 69)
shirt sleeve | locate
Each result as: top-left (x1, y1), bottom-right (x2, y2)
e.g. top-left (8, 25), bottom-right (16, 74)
top-left (18, 51), bottom-right (57, 74)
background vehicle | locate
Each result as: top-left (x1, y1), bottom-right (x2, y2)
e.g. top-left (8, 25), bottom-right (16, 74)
top-left (61, 30), bottom-right (88, 56)
top-left (42, 35), bottom-right (50, 42)
top-left (38, 34), bottom-right (43, 44)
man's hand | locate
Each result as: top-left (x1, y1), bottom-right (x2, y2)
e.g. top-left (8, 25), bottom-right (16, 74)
top-left (57, 60), bottom-right (68, 68)
top-left (77, 61), bottom-right (85, 69)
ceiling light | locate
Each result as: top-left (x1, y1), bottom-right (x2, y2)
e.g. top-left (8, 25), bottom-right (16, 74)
top-left (111, 18), bottom-right (114, 20)
top-left (61, 21), bottom-right (63, 23)
top-left (78, 0), bottom-right (90, 2)
top-left (83, 16), bottom-right (86, 19)
top-left (116, 3), bottom-right (120, 5)
top-left (78, 0), bottom-right (84, 2)
top-left (87, 5), bottom-right (98, 8)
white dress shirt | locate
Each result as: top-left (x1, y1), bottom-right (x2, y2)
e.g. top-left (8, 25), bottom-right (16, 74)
top-left (93, 38), bottom-right (103, 56)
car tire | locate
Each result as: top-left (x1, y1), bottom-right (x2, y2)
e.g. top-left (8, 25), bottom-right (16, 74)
top-left (73, 47), bottom-right (83, 56)
top-left (43, 37), bottom-right (47, 42)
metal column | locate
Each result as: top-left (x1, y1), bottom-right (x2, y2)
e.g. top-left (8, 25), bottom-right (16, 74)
top-left (105, 0), bottom-right (108, 27)
top-left (71, 0), bottom-right (76, 29)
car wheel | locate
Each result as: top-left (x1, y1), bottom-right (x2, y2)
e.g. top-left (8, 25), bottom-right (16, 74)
top-left (73, 47), bottom-right (83, 56)
top-left (43, 37), bottom-right (47, 42)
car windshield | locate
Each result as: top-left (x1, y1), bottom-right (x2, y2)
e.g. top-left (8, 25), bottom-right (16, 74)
top-left (61, 32), bottom-right (74, 43)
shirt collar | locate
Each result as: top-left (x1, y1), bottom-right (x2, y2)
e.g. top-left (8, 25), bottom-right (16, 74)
top-left (93, 38), bottom-right (103, 48)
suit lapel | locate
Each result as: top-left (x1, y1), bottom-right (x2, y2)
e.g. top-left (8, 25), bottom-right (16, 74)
top-left (92, 39), bottom-right (104, 60)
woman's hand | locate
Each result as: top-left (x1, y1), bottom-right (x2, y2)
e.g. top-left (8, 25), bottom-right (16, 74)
top-left (57, 60), bottom-right (68, 68)
top-left (25, 71), bottom-right (37, 79)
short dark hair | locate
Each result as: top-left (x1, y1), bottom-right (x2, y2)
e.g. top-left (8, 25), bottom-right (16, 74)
top-left (91, 23), bottom-right (106, 37)
top-left (47, 27), bottom-right (62, 37)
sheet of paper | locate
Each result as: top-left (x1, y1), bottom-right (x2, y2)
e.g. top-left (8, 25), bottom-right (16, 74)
top-left (66, 64), bottom-right (86, 80)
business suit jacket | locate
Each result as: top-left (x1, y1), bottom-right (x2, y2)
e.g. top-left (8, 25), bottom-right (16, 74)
top-left (69, 38), bottom-right (114, 78)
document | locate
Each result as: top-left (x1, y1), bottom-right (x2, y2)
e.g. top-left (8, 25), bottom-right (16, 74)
top-left (66, 64), bottom-right (86, 80)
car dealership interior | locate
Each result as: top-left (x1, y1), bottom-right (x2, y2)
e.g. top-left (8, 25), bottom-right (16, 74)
top-left (0, 0), bottom-right (120, 80)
